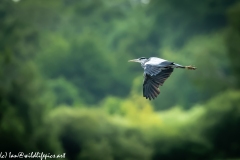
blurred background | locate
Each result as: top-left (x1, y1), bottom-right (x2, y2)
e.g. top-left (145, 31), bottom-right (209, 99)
top-left (1, 0), bottom-right (240, 159)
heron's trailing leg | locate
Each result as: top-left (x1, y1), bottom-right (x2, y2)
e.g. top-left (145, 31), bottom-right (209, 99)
top-left (185, 65), bottom-right (196, 70)
top-left (174, 64), bottom-right (196, 70)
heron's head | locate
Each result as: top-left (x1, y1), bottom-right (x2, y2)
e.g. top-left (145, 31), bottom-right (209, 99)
top-left (128, 57), bottom-right (148, 63)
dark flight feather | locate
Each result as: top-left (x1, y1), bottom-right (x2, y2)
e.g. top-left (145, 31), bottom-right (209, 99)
top-left (143, 68), bottom-right (173, 100)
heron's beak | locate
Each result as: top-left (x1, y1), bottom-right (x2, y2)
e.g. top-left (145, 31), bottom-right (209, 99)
top-left (128, 59), bottom-right (140, 62)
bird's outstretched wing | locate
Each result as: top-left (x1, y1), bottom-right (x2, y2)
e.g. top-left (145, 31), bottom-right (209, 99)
top-left (144, 65), bottom-right (162, 76)
top-left (144, 61), bottom-right (174, 76)
top-left (143, 68), bottom-right (174, 100)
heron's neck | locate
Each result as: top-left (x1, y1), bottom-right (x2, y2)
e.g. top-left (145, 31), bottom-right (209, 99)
top-left (140, 59), bottom-right (148, 68)
top-left (141, 62), bottom-right (145, 68)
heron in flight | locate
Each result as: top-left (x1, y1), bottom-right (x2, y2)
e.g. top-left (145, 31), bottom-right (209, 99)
top-left (128, 57), bottom-right (196, 100)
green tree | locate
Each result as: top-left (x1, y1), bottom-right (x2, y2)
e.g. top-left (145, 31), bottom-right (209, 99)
top-left (226, 2), bottom-right (240, 88)
top-left (0, 0), bottom-right (57, 153)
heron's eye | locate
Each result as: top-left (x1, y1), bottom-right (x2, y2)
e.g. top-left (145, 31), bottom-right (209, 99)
top-left (139, 57), bottom-right (146, 60)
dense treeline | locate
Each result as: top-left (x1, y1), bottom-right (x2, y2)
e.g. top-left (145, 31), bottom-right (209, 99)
top-left (1, 0), bottom-right (240, 159)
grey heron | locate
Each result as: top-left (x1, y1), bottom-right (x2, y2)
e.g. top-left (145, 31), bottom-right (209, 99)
top-left (128, 57), bottom-right (196, 100)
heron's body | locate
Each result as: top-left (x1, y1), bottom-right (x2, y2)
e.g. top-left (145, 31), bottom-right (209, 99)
top-left (128, 57), bottom-right (196, 100)
top-left (145, 57), bottom-right (166, 65)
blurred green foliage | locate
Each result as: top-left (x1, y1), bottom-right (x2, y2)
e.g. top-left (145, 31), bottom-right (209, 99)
top-left (1, 0), bottom-right (240, 159)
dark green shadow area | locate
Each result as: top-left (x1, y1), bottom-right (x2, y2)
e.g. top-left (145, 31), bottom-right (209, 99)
top-left (1, 0), bottom-right (240, 159)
